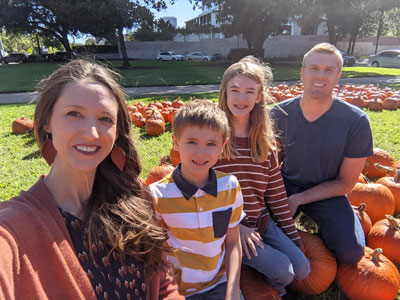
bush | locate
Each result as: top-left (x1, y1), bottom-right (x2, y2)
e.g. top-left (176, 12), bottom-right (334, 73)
top-left (227, 48), bottom-right (264, 62)
top-left (73, 45), bottom-right (118, 54)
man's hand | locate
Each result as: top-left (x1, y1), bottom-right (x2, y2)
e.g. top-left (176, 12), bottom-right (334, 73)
top-left (287, 194), bottom-right (302, 217)
top-left (239, 224), bottom-right (264, 259)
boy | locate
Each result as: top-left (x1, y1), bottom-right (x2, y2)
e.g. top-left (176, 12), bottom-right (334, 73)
top-left (150, 100), bottom-right (245, 299)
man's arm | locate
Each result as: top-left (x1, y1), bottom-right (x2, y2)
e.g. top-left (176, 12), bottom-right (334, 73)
top-left (224, 225), bottom-right (242, 300)
top-left (287, 157), bottom-right (367, 216)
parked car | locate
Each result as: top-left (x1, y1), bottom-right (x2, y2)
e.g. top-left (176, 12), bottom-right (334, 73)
top-left (185, 52), bottom-right (213, 62)
top-left (338, 50), bottom-right (356, 66)
top-left (156, 51), bottom-right (184, 61)
top-left (212, 53), bottom-right (225, 61)
top-left (0, 53), bottom-right (28, 64)
top-left (368, 50), bottom-right (400, 68)
top-left (46, 51), bottom-right (76, 62)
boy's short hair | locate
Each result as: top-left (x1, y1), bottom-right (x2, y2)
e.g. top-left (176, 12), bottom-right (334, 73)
top-left (303, 43), bottom-right (343, 69)
top-left (172, 99), bottom-right (230, 141)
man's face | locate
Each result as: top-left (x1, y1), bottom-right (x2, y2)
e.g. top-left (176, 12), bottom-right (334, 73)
top-left (301, 52), bottom-right (342, 99)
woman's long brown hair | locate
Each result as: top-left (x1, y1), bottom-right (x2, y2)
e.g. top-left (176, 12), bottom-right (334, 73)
top-left (34, 60), bottom-right (169, 277)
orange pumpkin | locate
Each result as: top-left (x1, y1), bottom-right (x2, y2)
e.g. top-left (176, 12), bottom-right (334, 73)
top-left (171, 96), bottom-right (184, 109)
top-left (367, 98), bottom-right (383, 111)
top-left (12, 117), bottom-right (34, 134)
top-left (362, 148), bottom-right (394, 178)
top-left (367, 215), bottom-right (400, 265)
top-left (131, 112), bottom-right (146, 127)
top-left (145, 156), bottom-right (174, 186)
top-left (376, 169), bottom-right (400, 214)
top-left (357, 173), bottom-right (367, 183)
top-left (336, 247), bottom-right (400, 300)
top-left (146, 112), bottom-right (165, 136)
top-left (169, 147), bottom-right (181, 167)
top-left (289, 231), bottom-right (337, 295)
top-left (240, 265), bottom-right (282, 300)
top-left (348, 183), bottom-right (395, 224)
top-left (352, 203), bottom-right (372, 237)
top-left (382, 97), bottom-right (398, 110)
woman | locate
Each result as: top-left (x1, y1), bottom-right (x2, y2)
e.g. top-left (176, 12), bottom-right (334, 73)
top-left (0, 60), bottom-right (183, 300)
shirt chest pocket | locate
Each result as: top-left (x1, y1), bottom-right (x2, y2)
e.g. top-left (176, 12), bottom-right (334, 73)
top-left (212, 208), bottom-right (232, 238)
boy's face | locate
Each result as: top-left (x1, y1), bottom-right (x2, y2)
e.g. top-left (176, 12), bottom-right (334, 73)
top-left (172, 125), bottom-right (227, 187)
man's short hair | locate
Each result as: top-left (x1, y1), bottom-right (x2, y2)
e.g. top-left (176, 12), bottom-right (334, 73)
top-left (302, 43), bottom-right (343, 69)
top-left (172, 99), bottom-right (230, 141)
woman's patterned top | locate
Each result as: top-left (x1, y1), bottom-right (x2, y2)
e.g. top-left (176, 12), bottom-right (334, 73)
top-left (59, 208), bottom-right (147, 300)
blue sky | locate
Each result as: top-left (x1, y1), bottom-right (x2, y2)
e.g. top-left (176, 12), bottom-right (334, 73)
top-left (72, 1), bottom-right (201, 43)
top-left (153, 1), bottom-right (202, 27)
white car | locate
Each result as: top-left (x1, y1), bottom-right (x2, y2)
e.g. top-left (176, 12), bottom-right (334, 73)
top-left (156, 51), bottom-right (184, 61)
top-left (368, 50), bottom-right (400, 68)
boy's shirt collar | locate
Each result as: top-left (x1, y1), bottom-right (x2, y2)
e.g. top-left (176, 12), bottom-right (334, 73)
top-left (172, 163), bottom-right (218, 200)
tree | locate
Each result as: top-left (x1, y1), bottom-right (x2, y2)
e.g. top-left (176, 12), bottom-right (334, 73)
top-left (76, 0), bottom-right (168, 68)
top-left (194, 0), bottom-right (296, 52)
top-left (293, 0), bottom-right (323, 35)
top-left (0, 0), bottom-right (81, 53)
top-left (133, 18), bottom-right (176, 41)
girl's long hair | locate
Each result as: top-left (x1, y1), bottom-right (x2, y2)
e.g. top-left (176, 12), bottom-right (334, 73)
top-left (219, 56), bottom-right (276, 162)
top-left (34, 60), bottom-right (168, 277)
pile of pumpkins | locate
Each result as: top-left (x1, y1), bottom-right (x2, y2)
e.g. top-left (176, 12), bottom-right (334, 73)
top-left (269, 83), bottom-right (400, 111)
top-left (146, 146), bottom-right (400, 300)
top-left (127, 97), bottom-right (184, 136)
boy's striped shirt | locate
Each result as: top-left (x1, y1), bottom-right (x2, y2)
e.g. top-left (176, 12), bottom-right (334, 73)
top-left (150, 167), bottom-right (245, 296)
top-left (213, 136), bottom-right (302, 247)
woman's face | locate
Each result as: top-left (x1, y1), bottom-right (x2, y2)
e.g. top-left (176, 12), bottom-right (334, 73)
top-left (45, 79), bottom-right (119, 175)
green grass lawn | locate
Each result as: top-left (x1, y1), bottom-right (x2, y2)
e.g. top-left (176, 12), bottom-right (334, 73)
top-left (0, 93), bottom-right (399, 299)
top-left (1, 60), bottom-right (400, 93)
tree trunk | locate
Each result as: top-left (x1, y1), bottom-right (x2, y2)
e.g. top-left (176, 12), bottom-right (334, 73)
top-left (375, 8), bottom-right (384, 54)
top-left (36, 35), bottom-right (41, 55)
top-left (347, 36), bottom-right (352, 54)
top-left (351, 32), bottom-right (357, 55)
top-left (118, 25), bottom-right (130, 68)
top-left (61, 33), bottom-right (72, 53)
top-left (326, 16), bottom-right (337, 45)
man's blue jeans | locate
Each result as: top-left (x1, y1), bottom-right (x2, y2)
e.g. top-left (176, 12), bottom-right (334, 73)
top-left (242, 219), bottom-right (310, 295)
top-left (284, 180), bottom-right (365, 265)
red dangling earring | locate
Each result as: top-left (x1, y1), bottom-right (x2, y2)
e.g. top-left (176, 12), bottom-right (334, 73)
top-left (41, 134), bottom-right (57, 166)
top-left (111, 146), bottom-right (126, 171)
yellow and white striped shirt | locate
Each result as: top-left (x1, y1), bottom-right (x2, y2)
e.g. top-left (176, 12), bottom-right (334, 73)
top-left (150, 166), bottom-right (245, 296)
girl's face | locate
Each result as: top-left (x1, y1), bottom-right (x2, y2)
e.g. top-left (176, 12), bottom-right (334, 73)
top-left (226, 74), bottom-right (261, 121)
top-left (45, 80), bottom-right (119, 175)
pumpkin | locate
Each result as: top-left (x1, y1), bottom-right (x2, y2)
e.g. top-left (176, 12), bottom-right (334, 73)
top-left (376, 169), bottom-right (400, 214)
top-left (348, 183), bottom-right (395, 224)
top-left (145, 112), bottom-right (165, 136)
top-left (336, 247), bottom-right (400, 300)
top-left (168, 108), bottom-right (179, 124)
top-left (135, 101), bottom-right (147, 114)
top-left (12, 117), bottom-right (34, 134)
top-left (169, 146), bottom-right (181, 167)
top-left (145, 156), bottom-right (174, 186)
top-left (382, 97), bottom-right (398, 110)
top-left (362, 148), bottom-right (394, 178)
top-left (367, 98), bottom-right (383, 111)
top-left (161, 99), bottom-right (172, 108)
top-left (289, 231), bottom-right (337, 295)
top-left (171, 96), bottom-right (184, 109)
top-left (367, 215), bottom-right (400, 265)
top-left (352, 203), bottom-right (372, 237)
top-left (240, 265), bottom-right (282, 300)
top-left (143, 107), bottom-right (164, 122)
top-left (131, 112), bottom-right (146, 127)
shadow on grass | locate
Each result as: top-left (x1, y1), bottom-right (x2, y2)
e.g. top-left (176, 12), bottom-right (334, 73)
top-left (22, 150), bottom-right (41, 160)
top-left (342, 71), bottom-right (388, 78)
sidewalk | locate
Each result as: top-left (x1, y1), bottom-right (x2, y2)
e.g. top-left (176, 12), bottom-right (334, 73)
top-left (1, 76), bottom-right (399, 105)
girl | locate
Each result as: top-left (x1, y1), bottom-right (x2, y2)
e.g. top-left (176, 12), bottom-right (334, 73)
top-left (213, 56), bottom-right (310, 296)
top-left (0, 60), bottom-right (183, 300)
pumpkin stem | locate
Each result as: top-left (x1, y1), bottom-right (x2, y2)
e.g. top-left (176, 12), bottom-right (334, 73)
top-left (374, 163), bottom-right (392, 176)
top-left (371, 248), bottom-right (383, 264)
top-left (357, 203), bottom-right (367, 213)
top-left (394, 169), bottom-right (400, 183)
top-left (385, 215), bottom-right (400, 231)
top-left (159, 155), bottom-right (169, 166)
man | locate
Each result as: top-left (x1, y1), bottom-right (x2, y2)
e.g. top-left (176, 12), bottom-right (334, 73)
top-left (271, 43), bottom-right (373, 265)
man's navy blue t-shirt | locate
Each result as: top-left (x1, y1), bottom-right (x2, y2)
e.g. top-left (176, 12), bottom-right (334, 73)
top-left (271, 96), bottom-right (373, 189)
